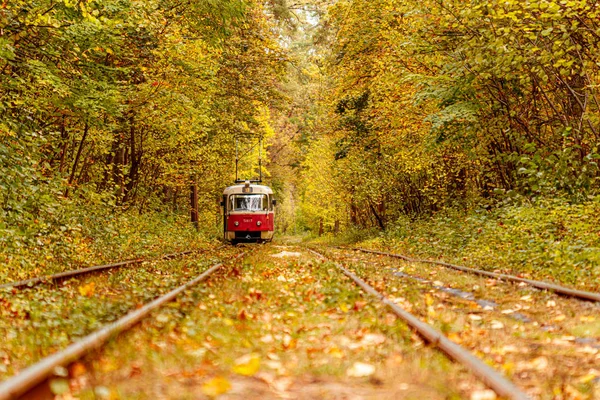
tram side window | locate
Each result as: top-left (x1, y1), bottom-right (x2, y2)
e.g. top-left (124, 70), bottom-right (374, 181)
top-left (230, 194), bottom-right (268, 211)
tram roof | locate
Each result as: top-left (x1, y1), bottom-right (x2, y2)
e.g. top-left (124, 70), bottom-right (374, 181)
top-left (223, 183), bottom-right (273, 195)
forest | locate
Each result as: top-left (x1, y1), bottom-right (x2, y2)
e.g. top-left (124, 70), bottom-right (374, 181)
top-left (2, 0), bottom-right (600, 283)
top-left (2, 1), bottom-right (600, 399)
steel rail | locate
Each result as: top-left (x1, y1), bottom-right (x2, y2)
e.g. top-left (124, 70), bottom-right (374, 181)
top-left (0, 247), bottom-right (217, 290)
top-left (346, 247), bottom-right (600, 303)
top-left (0, 251), bottom-right (246, 400)
top-left (308, 248), bottom-right (530, 400)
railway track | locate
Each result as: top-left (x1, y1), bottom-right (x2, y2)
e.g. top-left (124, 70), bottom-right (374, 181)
top-left (0, 247), bottom-right (222, 290)
top-left (0, 249), bottom-right (246, 399)
top-left (345, 247), bottom-right (600, 302)
top-left (2, 244), bottom-right (597, 398)
top-left (308, 248), bottom-right (530, 400)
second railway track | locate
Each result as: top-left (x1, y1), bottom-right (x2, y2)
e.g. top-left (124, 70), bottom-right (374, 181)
top-left (319, 245), bottom-right (600, 398)
top-left (345, 246), bottom-right (600, 302)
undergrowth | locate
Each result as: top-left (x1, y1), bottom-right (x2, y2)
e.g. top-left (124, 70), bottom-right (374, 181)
top-left (321, 196), bottom-right (600, 290)
top-left (0, 203), bottom-right (220, 282)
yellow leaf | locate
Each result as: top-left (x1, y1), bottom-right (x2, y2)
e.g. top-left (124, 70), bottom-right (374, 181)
top-left (201, 377), bottom-right (231, 397)
top-left (78, 282), bottom-right (95, 297)
top-left (579, 373), bottom-right (598, 384)
top-left (425, 294), bottom-right (434, 306)
top-left (232, 353), bottom-right (260, 376)
top-left (326, 346), bottom-right (344, 358)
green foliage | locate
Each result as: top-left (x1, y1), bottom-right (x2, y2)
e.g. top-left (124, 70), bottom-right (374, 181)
top-left (287, 0), bottom-right (600, 235)
top-left (0, 0), bottom-right (286, 274)
top-left (350, 196), bottom-right (600, 290)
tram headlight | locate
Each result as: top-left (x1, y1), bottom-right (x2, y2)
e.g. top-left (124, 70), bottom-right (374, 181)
top-left (256, 221), bottom-right (262, 226)
top-left (234, 221), bottom-right (239, 226)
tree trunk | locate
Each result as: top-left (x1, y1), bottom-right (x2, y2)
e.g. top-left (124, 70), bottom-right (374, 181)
top-left (190, 183), bottom-right (199, 230)
top-left (65, 122), bottom-right (89, 197)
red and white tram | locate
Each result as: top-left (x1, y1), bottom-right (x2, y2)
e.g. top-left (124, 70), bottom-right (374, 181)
top-left (222, 180), bottom-right (276, 243)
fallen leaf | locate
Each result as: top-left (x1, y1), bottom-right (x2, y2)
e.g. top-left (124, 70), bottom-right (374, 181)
top-left (272, 377), bottom-right (294, 392)
top-left (347, 362), bottom-right (375, 377)
top-left (326, 346), bottom-right (344, 358)
top-left (522, 356), bottom-right (548, 371)
top-left (282, 334), bottom-right (297, 350)
top-left (447, 332), bottom-right (462, 343)
top-left (69, 362), bottom-right (87, 378)
top-left (425, 294), bottom-right (434, 306)
top-left (201, 377), bottom-right (231, 397)
top-left (490, 320), bottom-right (504, 329)
top-left (233, 353), bottom-right (260, 376)
top-left (78, 282), bottom-right (95, 297)
top-left (470, 389), bottom-right (497, 400)
top-left (237, 308), bottom-right (249, 320)
top-left (49, 378), bottom-right (70, 395)
top-left (260, 334), bottom-right (274, 343)
top-left (360, 333), bottom-right (386, 346)
top-left (579, 372), bottom-right (598, 384)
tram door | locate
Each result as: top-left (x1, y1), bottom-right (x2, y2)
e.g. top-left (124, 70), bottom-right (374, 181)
top-left (222, 195), bottom-right (227, 240)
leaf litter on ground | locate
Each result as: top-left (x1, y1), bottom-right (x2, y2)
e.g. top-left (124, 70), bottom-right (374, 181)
top-left (70, 244), bottom-right (487, 399)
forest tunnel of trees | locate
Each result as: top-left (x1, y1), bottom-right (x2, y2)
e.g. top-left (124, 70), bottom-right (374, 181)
top-left (1, 0), bottom-right (600, 270)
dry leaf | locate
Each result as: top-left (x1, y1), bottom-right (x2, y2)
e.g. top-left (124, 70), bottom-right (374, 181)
top-left (260, 334), bottom-right (274, 343)
top-left (201, 377), bottom-right (231, 397)
top-left (282, 334), bottom-right (297, 350)
top-left (470, 389), bottom-right (497, 400)
top-left (326, 346), bottom-right (344, 358)
top-left (233, 353), bottom-right (260, 376)
top-left (360, 333), bottom-right (386, 346)
top-left (78, 282), bottom-right (95, 297)
top-left (69, 362), bottom-right (87, 378)
top-left (347, 362), bottom-right (375, 377)
top-left (490, 320), bottom-right (504, 329)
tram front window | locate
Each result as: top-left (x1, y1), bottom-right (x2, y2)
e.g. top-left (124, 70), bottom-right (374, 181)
top-left (230, 194), bottom-right (268, 211)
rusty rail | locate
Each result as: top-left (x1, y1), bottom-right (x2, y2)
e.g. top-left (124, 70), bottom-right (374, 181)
top-left (0, 251), bottom-right (245, 400)
top-left (345, 247), bottom-right (600, 303)
top-left (309, 248), bottom-right (531, 400)
top-left (0, 247), bottom-right (219, 290)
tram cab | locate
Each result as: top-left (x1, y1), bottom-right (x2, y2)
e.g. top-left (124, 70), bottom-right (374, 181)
top-left (222, 180), bottom-right (275, 243)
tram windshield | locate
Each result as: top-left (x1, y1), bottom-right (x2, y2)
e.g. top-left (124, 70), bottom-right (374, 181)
top-left (230, 194), bottom-right (269, 211)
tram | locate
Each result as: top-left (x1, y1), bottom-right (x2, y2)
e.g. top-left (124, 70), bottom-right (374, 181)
top-left (222, 180), bottom-right (276, 243)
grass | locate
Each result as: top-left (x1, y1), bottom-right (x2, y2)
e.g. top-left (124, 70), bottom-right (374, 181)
top-left (320, 196), bottom-right (600, 291)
